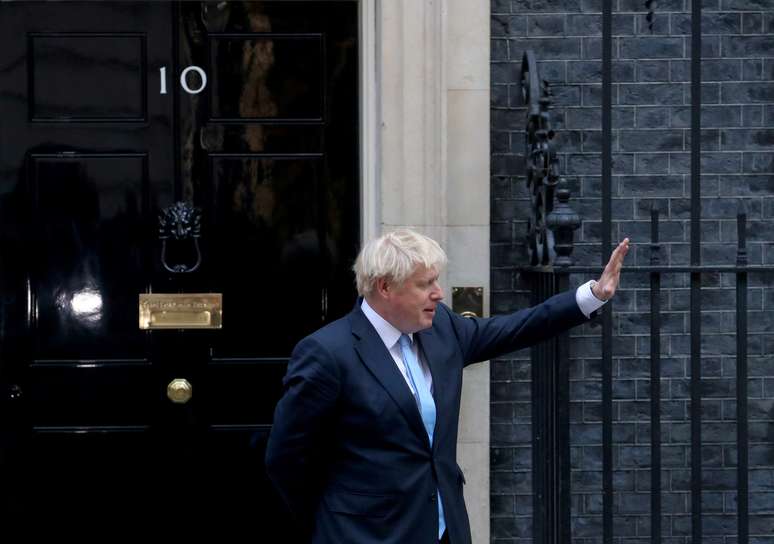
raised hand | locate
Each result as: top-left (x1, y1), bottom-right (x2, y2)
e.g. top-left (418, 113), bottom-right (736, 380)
top-left (592, 238), bottom-right (630, 301)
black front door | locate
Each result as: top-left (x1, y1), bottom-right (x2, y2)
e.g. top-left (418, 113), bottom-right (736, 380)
top-left (0, 2), bottom-right (358, 536)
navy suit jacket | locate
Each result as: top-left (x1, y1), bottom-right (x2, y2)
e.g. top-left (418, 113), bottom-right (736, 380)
top-left (265, 290), bottom-right (588, 544)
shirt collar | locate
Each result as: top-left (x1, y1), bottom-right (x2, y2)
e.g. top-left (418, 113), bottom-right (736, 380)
top-left (361, 298), bottom-right (413, 349)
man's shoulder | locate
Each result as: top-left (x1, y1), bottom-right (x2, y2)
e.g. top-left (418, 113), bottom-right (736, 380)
top-left (294, 312), bottom-right (355, 354)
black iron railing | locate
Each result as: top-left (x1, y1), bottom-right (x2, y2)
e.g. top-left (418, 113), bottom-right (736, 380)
top-left (517, 1), bottom-right (774, 538)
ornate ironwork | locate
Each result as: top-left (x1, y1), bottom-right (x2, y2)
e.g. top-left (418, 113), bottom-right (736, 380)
top-left (546, 182), bottom-right (580, 268)
top-left (521, 50), bottom-right (579, 268)
top-left (158, 201), bottom-right (202, 273)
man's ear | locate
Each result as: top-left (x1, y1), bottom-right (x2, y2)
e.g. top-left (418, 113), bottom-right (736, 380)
top-left (375, 276), bottom-right (391, 299)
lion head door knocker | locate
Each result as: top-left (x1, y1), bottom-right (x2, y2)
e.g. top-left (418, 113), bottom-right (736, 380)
top-left (158, 201), bottom-right (202, 273)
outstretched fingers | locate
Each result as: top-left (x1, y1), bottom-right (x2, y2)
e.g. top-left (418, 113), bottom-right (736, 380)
top-left (598, 238), bottom-right (630, 299)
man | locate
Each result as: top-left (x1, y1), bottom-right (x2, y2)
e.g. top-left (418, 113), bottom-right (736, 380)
top-left (266, 229), bottom-right (629, 544)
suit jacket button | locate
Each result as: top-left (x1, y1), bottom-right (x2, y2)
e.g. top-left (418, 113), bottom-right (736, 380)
top-left (430, 494), bottom-right (437, 502)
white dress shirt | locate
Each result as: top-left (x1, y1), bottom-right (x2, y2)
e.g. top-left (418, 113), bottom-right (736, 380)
top-left (361, 298), bottom-right (433, 396)
top-left (575, 279), bottom-right (607, 318)
top-left (360, 281), bottom-right (606, 394)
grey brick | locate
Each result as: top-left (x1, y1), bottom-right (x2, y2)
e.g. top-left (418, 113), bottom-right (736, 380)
top-left (550, 84), bottom-right (582, 106)
top-left (581, 129), bottom-right (620, 152)
top-left (621, 37), bottom-right (684, 60)
top-left (613, 379), bottom-right (637, 400)
top-left (694, 82), bottom-right (723, 104)
top-left (743, 12), bottom-right (764, 34)
top-left (581, 83), bottom-right (602, 106)
top-left (723, 36), bottom-right (774, 58)
top-left (492, 154), bottom-right (526, 176)
top-left (750, 513), bottom-right (774, 536)
top-left (703, 514), bottom-right (738, 534)
top-left (701, 152), bottom-right (743, 173)
top-left (636, 107), bottom-right (670, 129)
top-left (749, 399), bottom-right (774, 420)
top-left (527, 14), bottom-right (565, 36)
top-left (620, 131), bottom-right (684, 152)
top-left (515, 494), bottom-right (533, 514)
top-left (703, 492), bottom-right (726, 513)
top-left (492, 132), bottom-right (510, 155)
top-left (722, 82), bottom-right (774, 104)
top-left (672, 13), bottom-right (741, 36)
top-left (617, 492), bottom-right (649, 513)
top-left (511, 0), bottom-right (582, 12)
top-left (509, 37), bottom-right (581, 59)
top-left (567, 60), bottom-right (634, 83)
top-left (743, 59), bottom-right (764, 81)
top-left (571, 514), bottom-right (603, 537)
top-left (493, 14), bottom-right (527, 37)
top-left (491, 516), bottom-right (527, 538)
top-left (702, 377), bottom-right (737, 398)
top-left (686, 128), bottom-right (722, 151)
top-left (636, 10), bottom-right (671, 36)
top-left (721, 129), bottom-right (774, 151)
top-left (703, 59), bottom-right (744, 82)
top-left (638, 60), bottom-right (670, 82)
top-left (722, 0), bottom-right (774, 11)
top-left (513, 447), bottom-right (532, 469)
top-left (566, 14), bottom-right (600, 36)
top-left (767, 60), bottom-right (774, 81)
top-left (744, 153), bottom-right (774, 173)
top-left (567, 153), bottom-right (601, 173)
top-left (703, 35), bottom-right (723, 59)
top-left (492, 0), bottom-right (510, 13)
top-left (492, 422), bottom-right (532, 445)
top-left (493, 108), bottom-right (523, 130)
top-left (536, 60), bottom-right (566, 82)
top-left (583, 36), bottom-right (601, 59)
top-left (744, 105), bottom-right (765, 127)
top-left (702, 195), bottom-right (760, 218)
top-left (619, 0), bottom-right (683, 10)
top-left (491, 84), bottom-right (509, 109)
top-left (491, 469), bottom-right (530, 494)
top-left (491, 62), bottom-right (514, 84)
top-left (750, 493), bottom-right (774, 513)
top-left (492, 39), bottom-right (509, 62)
top-left (491, 447), bottom-right (514, 471)
top-left (670, 60), bottom-right (689, 82)
top-left (491, 494), bottom-right (515, 516)
top-left (619, 83), bottom-right (684, 105)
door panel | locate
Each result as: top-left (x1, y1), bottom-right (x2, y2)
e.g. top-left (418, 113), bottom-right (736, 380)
top-left (30, 34), bottom-right (147, 121)
top-left (0, 1), bottom-right (359, 537)
top-left (30, 154), bottom-right (149, 359)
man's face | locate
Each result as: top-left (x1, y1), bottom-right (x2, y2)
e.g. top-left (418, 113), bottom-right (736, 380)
top-left (384, 265), bottom-right (444, 333)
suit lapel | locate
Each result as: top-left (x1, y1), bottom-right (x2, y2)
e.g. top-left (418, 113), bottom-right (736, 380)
top-left (349, 306), bottom-right (430, 448)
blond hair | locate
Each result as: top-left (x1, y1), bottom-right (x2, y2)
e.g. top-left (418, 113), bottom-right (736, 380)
top-left (353, 229), bottom-right (447, 297)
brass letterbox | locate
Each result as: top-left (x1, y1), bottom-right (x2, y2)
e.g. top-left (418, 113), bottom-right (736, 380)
top-left (139, 293), bottom-right (222, 329)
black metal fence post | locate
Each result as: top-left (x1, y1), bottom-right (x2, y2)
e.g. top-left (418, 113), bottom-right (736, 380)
top-left (521, 48), bottom-right (580, 544)
top-left (546, 182), bottom-right (579, 544)
top-left (736, 210), bottom-right (749, 544)
top-left (649, 208), bottom-right (662, 544)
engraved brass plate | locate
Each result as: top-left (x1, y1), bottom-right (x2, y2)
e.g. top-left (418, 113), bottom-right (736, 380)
top-left (139, 293), bottom-right (222, 329)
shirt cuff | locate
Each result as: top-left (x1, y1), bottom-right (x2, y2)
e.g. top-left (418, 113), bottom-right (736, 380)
top-left (575, 279), bottom-right (607, 318)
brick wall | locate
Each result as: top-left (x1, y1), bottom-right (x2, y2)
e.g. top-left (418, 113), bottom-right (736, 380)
top-left (491, 1), bottom-right (774, 543)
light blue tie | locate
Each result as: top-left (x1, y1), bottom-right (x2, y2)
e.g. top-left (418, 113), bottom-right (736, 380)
top-left (398, 334), bottom-right (446, 540)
